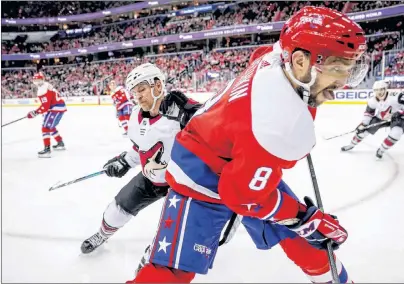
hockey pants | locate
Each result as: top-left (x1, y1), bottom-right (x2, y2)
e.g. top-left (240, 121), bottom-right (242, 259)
top-left (132, 182), bottom-right (351, 283)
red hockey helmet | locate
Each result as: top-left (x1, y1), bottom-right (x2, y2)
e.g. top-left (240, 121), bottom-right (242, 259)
top-left (33, 72), bottom-right (45, 80)
top-left (33, 72), bottom-right (45, 86)
top-left (279, 6), bottom-right (368, 87)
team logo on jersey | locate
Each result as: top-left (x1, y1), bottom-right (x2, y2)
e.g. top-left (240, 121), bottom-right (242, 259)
top-left (139, 141), bottom-right (167, 179)
top-left (380, 106), bottom-right (392, 120)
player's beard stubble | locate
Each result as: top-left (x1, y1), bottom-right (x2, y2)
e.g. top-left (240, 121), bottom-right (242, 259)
top-left (303, 70), bottom-right (337, 108)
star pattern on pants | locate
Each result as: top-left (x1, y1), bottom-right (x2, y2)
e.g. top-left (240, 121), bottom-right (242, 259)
top-left (164, 215), bottom-right (174, 229)
top-left (168, 194), bottom-right (181, 208)
top-left (158, 236), bottom-right (171, 253)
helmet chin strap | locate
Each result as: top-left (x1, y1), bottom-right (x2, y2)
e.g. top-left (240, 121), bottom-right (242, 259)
top-left (150, 85), bottom-right (166, 113)
top-left (284, 62), bottom-right (318, 106)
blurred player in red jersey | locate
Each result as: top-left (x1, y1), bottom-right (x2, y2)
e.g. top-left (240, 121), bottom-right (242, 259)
top-left (27, 72), bottom-right (67, 158)
top-left (109, 80), bottom-right (135, 136)
top-left (131, 7), bottom-right (368, 283)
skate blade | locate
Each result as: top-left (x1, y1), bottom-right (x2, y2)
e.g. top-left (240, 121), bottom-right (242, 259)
top-left (38, 153), bottom-right (52, 158)
top-left (53, 147), bottom-right (66, 151)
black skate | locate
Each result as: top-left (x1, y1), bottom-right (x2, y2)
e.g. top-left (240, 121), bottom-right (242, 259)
top-left (81, 232), bottom-right (107, 254)
top-left (376, 148), bottom-right (384, 159)
top-left (38, 146), bottom-right (51, 158)
top-left (52, 141), bottom-right (66, 151)
top-left (341, 144), bottom-right (354, 152)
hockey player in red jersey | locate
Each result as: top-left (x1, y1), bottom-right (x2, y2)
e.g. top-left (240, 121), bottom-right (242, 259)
top-left (27, 72), bottom-right (67, 158)
top-left (341, 80), bottom-right (404, 159)
top-left (131, 6), bottom-right (368, 283)
top-left (109, 80), bottom-right (134, 136)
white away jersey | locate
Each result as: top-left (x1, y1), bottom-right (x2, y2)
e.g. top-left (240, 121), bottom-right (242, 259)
top-left (125, 106), bottom-right (181, 186)
top-left (363, 91), bottom-right (404, 124)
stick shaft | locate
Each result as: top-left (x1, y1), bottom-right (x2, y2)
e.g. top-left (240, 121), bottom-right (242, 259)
top-left (49, 170), bottom-right (105, 191)
top-left (306, 154), bottom-right (339, 283)
top-left (325, 120), bottom-right (390, 140)
top-left (2, 116), bottom-right (27, 127)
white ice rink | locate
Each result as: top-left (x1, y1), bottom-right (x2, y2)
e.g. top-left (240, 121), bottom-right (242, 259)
top-left (2, 105), bottom-right (404, 283)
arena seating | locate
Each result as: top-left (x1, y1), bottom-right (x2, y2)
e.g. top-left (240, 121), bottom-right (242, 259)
top-left (2, 1), bottom-right (403, 97)
top-left (2, 1), bottom-right (402, 54)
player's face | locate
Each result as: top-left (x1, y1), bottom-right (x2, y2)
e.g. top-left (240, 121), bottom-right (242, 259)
top-left (310, 56), bottom-right (357, 106)
top-left (33, 79), bottom-right (44, 86)
top-left (109, 81), bottom-right (116, 90)
top-left (132, 80), bottom-right (163, 112)
top-left (133, 82), bottom-right (154, 111)
top-left (374, 88), bottom-right (387, 100)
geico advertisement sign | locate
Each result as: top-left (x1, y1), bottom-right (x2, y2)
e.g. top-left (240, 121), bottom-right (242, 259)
top-left (334, 89), bottom-right (373, 101)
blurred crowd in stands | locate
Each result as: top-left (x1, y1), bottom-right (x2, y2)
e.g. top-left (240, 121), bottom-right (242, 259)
top-left (3, 44), bottom-right (403, 99)
top-left (1, 48), bottom-right (253, 98)
top-left (2, 1), bottom-right (129, 19)
top-left (1, 1), bottom-right (404, 98)
top-left (2, 1), bottom-right (402, 54)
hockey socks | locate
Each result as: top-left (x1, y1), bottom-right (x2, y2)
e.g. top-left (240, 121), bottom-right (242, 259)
top-left (377, 126), bottom-right (403, 158)
top-left (101, 200), bottom-right (133, 238)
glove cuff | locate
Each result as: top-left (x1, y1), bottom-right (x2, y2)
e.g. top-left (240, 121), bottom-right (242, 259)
top-left (124, 150), bottom-right (139, 168)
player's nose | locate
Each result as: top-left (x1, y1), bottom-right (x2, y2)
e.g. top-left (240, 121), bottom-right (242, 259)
top-left (333, 80), bottom-right (346, 89)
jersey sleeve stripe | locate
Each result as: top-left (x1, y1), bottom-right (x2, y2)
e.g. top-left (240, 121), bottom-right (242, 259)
top-left (261, 188), bottom-right (283, 220)
top-left (167, 140), bottom-right (220, 199)
top-left (167, 160), bottom-right (220, 200)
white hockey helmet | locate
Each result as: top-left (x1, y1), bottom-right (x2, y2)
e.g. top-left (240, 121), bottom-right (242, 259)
top-left (372, 80), bottom-right (388, 90)
top-left (126, 63), bottom-right (166, 111)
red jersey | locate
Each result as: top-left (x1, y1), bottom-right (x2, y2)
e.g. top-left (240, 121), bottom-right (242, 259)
top-left (111, 86), bottom-right (133, 110)
top-left (166, 48), bottom-right (317, 222)
top-left (35, 82), bottom-right (66, 114)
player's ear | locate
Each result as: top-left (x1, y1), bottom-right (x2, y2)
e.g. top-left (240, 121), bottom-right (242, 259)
top-left (155, 79), bottom-right (163, 93)
top-left (291, 50), bottom-right (311, 78)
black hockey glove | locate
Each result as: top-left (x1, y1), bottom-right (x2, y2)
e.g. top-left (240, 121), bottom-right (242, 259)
top-left (355, 123), bottom-right (367, 134)
top-left (103, 152), bottom-right (131, 178)
top-left (159, 91), bottom-right (202, 129)
top-left (392, 110), bottom-right (404, 123)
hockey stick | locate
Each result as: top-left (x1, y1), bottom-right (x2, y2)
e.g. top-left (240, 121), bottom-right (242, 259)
top-left (1, 116), bottom-right (27, 128)
top-left (219, 213), bottom-right (242, 246)
top-left (323, 120), bottom-right (390, 140)
top-left (306, 154), bottom-right (339, 283)
top-left (48, 170), bottom-right (106, 191)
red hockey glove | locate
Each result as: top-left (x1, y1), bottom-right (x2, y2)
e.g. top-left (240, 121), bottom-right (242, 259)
top-left (27, 110), bottom-right (38, 119)
top-left (286, 197), bottom-right (348, 250)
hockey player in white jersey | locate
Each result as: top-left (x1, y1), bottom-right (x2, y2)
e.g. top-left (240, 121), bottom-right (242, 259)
top-left (341, 80), bottom-right (404, 158)
top-left (81, 63), bottom-right (201, 253)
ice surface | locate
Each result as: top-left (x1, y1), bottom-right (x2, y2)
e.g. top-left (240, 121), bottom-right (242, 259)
top-left (2, 105), bottom-right (404, 283)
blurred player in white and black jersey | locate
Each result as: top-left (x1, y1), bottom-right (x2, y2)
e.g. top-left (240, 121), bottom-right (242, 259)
top-left (81, 63), bottom-right (201, 253)
top-left (341, 80), bottom-right (404, 158)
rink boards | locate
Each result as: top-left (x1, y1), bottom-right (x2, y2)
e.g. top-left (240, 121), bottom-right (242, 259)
top-left (0, 89), bottom-right (389, 107)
